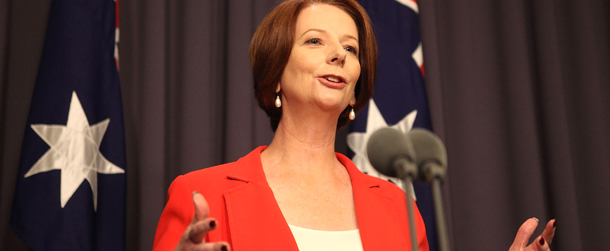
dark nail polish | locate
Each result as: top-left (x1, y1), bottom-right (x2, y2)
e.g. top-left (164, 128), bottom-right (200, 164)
top-left (553, 220), bottom-right (556, 228)
top-left (221, 245), bottom-right (228, 251)
top-left (209, 220), bottom-right (217, 228)
top-left (539, 237), bottom-right (545, 246)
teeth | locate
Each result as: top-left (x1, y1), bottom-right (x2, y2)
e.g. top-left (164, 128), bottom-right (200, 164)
top-left (325, 76), bottom-right (341, 83)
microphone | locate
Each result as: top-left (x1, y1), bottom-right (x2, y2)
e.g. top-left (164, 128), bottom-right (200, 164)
top-left (407, 128), bottom-right (450, 251)
top-left (367, 127), bottom-right (451, 251)
top-left (366, 127), bottom-right (417, 178)
top-left (366, 127), bottom-right (419, 251)
top-left (406, 128), bottom-right (447, 183)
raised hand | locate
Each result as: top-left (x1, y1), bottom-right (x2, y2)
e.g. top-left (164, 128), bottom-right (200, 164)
top-left (174, 191), bottom-right (231, 251)
top-left (509, 218), bottom-right (556, 251)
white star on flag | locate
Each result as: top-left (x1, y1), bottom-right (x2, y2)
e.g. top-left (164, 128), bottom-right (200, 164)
top-left (25, 91), bottom-right (124, 211)
top-left (347, 99), bottom-right (417, 197)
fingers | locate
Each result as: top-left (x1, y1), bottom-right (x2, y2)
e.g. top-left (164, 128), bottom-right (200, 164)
top-left (188, 218), bottom-right (218, 243)
top-left (530, 219), bottom-right (556, 251)
top-left (192, 191), bottom-right (210, 223)
top-left (509, 218), bottom-right (539, 251)
top-left (541, 219), bottom-right (556, 245)
top-left (196, 242), bottom-right (231, 251)
top-left (532, 235), bottom-right (550, 251)
top-left (177, 192), bottom-right (227, 250)
top-left (188, 191), bottom-right (212, 244)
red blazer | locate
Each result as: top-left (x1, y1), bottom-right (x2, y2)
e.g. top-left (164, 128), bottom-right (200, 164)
top-left (153, 146), bottom-right (429, 251)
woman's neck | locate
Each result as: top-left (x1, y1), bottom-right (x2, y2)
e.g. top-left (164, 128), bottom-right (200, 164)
top-left (261, 114), bottom-right (343, 178)
top-left (260, 110), bottom-right (357, 231)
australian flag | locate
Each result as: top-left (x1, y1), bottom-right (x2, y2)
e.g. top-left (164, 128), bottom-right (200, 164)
top-left (349, 0), bottom-right (438, 250)
top-left (10, 0), bottom-right (126, 250)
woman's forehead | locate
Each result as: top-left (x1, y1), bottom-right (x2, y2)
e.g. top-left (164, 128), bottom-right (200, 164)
top-left (295, 4), bottom-right (359, 40)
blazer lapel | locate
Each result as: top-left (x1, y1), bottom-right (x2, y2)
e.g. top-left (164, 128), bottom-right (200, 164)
top-left (223, 147), bottom-right (299, 251)
top-left (222, 148), bottom-right (409, 250)
top-left (339, 153), bottom-right (410, 250)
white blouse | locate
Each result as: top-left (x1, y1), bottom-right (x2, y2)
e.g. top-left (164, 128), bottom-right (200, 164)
top-left (288, 224), bottom-right (364, 251)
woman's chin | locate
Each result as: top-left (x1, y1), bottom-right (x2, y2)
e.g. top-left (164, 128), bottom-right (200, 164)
top-left (315, 99), bottom-right (349, 114)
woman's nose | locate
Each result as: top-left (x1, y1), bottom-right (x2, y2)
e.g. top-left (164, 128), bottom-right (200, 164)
top-left (327, 44), bottom-right (347, 66)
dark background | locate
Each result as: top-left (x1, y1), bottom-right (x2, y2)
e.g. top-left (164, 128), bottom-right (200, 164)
top-left (1, 0), bottom-right (608, 250)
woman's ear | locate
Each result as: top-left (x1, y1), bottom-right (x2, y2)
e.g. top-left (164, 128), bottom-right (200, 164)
top-left (350, 95), bottom-right (356, 107)
top-left (276, 84), bottom-right (281, 93)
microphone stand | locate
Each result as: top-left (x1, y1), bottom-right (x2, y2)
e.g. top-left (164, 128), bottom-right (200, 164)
top-left (422, 163), bottom-right (450, 251)
top-left (395, 158), bottom-right (420, 251)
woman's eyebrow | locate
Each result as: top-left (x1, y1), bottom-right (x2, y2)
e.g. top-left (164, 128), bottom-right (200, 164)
top-left (342, 34), bottom-right (358, 43)
top-left (300, 28), bottom-right (326, 38)
top-left (300, 28), bottom-right (359, 43)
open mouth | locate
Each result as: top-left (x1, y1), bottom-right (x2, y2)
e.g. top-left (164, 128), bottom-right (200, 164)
top-left (321, 75), bottom-right (345, 84)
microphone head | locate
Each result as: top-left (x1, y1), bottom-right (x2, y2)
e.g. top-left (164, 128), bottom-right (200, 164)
top-left (406, 128), bottom-right (447, 181)
top-left (366, 127), bottom-right (416, 177)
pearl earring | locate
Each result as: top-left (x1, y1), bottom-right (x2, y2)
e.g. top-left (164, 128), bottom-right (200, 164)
top-left (275, 93), bottom-right (281, 108)
top-left (349, 106), bottom-right (356, 120)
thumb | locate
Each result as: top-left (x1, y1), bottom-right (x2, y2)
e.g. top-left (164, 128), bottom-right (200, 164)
top-left (192, 191), bottom-right (210, 223)
top-left (510, 218), bottom-right (539, 250)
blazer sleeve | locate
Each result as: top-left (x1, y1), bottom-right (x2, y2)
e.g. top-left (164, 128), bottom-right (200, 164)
top-left (153, 175), bottom-right (194, 251)
top-left (413, 197), bottom-right (430, 251)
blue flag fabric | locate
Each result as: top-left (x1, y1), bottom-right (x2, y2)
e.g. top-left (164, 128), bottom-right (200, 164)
top-left (10, 0), bottom-right (126, 250)
top-left (349, 0), bottom-right (438, 250)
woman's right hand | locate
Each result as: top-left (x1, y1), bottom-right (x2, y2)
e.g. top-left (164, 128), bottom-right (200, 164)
top-left (174, 191), bottom-right (231, 251)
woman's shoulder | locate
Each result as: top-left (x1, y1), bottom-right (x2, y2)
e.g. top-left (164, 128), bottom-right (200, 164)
top-left (181, 162), bottom-right (236, 182)
top-left (165, 162), bottom-right (238, 199)
top-left (359, 173), bottom-right (406, 197)
top-left (174, 146), bottom-right (267, 190)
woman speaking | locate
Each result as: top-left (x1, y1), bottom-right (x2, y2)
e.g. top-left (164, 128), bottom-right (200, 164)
top-left (153, 0), bottom-right (556, 250)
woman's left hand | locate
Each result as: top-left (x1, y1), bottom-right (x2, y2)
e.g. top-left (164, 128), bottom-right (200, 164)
top-left (509, 218), bottom-right (556, 251)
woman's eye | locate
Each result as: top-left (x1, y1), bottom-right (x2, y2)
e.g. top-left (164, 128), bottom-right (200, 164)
top-left (345, 46), bottom-right (358, 55)
top-left (306, 38), bottom-right (321, 45)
